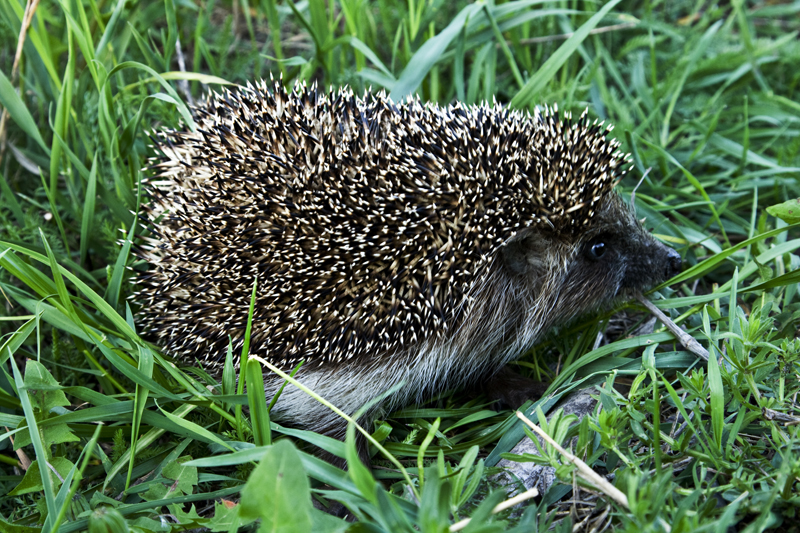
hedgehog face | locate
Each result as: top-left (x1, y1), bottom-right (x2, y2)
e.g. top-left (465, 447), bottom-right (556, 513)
top-left (500, 194), bottom-right (680, 327)
top-left (569, 194), bottom-right (682, 298)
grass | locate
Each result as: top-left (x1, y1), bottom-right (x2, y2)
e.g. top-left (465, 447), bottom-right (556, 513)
top-left (1, 0), bottom-right (800, 531)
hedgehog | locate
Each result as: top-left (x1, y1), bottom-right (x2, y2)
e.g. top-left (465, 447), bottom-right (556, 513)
top-left (136, 80), bottom-right (681, 458)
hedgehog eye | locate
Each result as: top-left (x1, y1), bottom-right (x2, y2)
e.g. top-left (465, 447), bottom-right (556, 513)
top-left (588, 240), bottom-right (606, 259)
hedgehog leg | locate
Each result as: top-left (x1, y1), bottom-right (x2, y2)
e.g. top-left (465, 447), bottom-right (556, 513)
top-left (482, 366), bottom-right (548, 409)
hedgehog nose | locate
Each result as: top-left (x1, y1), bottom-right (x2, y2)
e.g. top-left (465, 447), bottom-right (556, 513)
top-left (666, 248), bottom-right (682, 279)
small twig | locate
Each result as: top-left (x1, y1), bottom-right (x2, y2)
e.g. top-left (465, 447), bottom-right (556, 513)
top-left (635, 292), bottom-right (710, 361)
top-left (581, 505), bottom-right (610, 533)
top-left (174, 38), bottom-right (194, 107)
top-left (592, 331), bottom-right (604, 351)
top-left (515, 411), bottom-right (629, 509)
top-left (572, 503), bottom-right (594, 533)
top-left (449, 486), bottom-right (539, 532)
top-left (5, 429), bottom-right (31, 470)
top-left (47, 459), bottom-right (65, 482)
top-left (517, 23), bottom-right (637, 45)
top-left (10, 0), bottom-right (39, 82)
top-left (762, 407), bottom-right (800, 425)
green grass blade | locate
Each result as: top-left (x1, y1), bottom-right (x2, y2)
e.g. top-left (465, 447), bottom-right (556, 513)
top-left (261, 0), bottom-right (285, 76)
top-left (49, 424), bottom-right (102, 532)
top-left (156, 401), bottom-right (235, 451)
top-left (103, 402), bottom-right (198, 490)
top-left (39, 230), bottom-right (78, 325)
top-left (660, 20), bottom-right (722, 145)
top-left (741, 268), bottom-right (800, 293)
top-left (79, 154), bottom-right (98, 266)
top-left (105, 61), bottom-right (196, 131)
top-left (416, 417), bottom-right (440, 489)
top-left (0, 314), bottom-right (38, 370)
top-left (9, 357), bottom-right (58, 531)
top-left (653, 223), bottom-right (800, 290)
top-left (1, 284), bottom-right (91, 342)
top-left (38, 171), bottom-right (70, 256)
top-left (126, 344), bottom-right (154, 490)
top-left (90, 341), bottom-right (180, 400)
top-left (0, 69), bottom-right (49, 153)
top-left (222, 339), bottom-right (235, 410)
top-left (482, 4), bottom-right (523, 89)
top-left (390, 3), bottom-right (479, 101)
top-left (348, 36), bottom-right (395, 80)
top-left (246, 357), bottom-right (271, 447)
top-left (0, 241), bottom-right (140, 341)
top-left (60, 486), bottom-right (241, 533)
top-left (510, 0), bottom-right (621, 108)
top-left (55, 0), bottom-right (100, 86)
top-left (163, 0), bottom-right (178, 68)
top-left (50, 21), bottom-right (74, 199)
top-left (704, 308), bottom-right (725, 451)
top-left (185, 446), bottom-right (268, 467)
top-left (236, 277), bottom-right (258, 442)
top-left (1, 0), bottom-right (61, 88)
top-left (0, 249), bottom-right (60, 300)
top-left (159, 71), bottom-right (233, 85)
top-left (95, 0), bottom-right (127, 58)
top-left (0, 170), bottom-right (25, 225)
top-left (104, 205), bottom-right (136, 309)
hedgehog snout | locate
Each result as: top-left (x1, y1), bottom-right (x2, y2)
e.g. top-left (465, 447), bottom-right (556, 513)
top-left (648, 240), bottom-right (682, 284)
top-left (665, 247), bottom-right (682, 280)
top-left (623, 239), bottom-right (681, 290)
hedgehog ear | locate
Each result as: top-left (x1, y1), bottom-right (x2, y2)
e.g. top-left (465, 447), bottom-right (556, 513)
top-left (501, 230), bottom-right (552, 277)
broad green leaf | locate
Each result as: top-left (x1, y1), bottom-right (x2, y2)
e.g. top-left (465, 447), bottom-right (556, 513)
top-left (22, 359), bottom-right (70, 412)
top-left (239, 440), bottom-right (314, 532)
top-left (162, 457), bottom-right (198, 495)
top-left (9, 457), bottom-right (75, 496)
top-left (767, 198), bottom-right (800, 224)
top-left (14, 422), bottom-right (79, 449)
top-left (88, 506), bottom-right (129, 533)
top-left (142, 457), bottom-right (198, 500)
